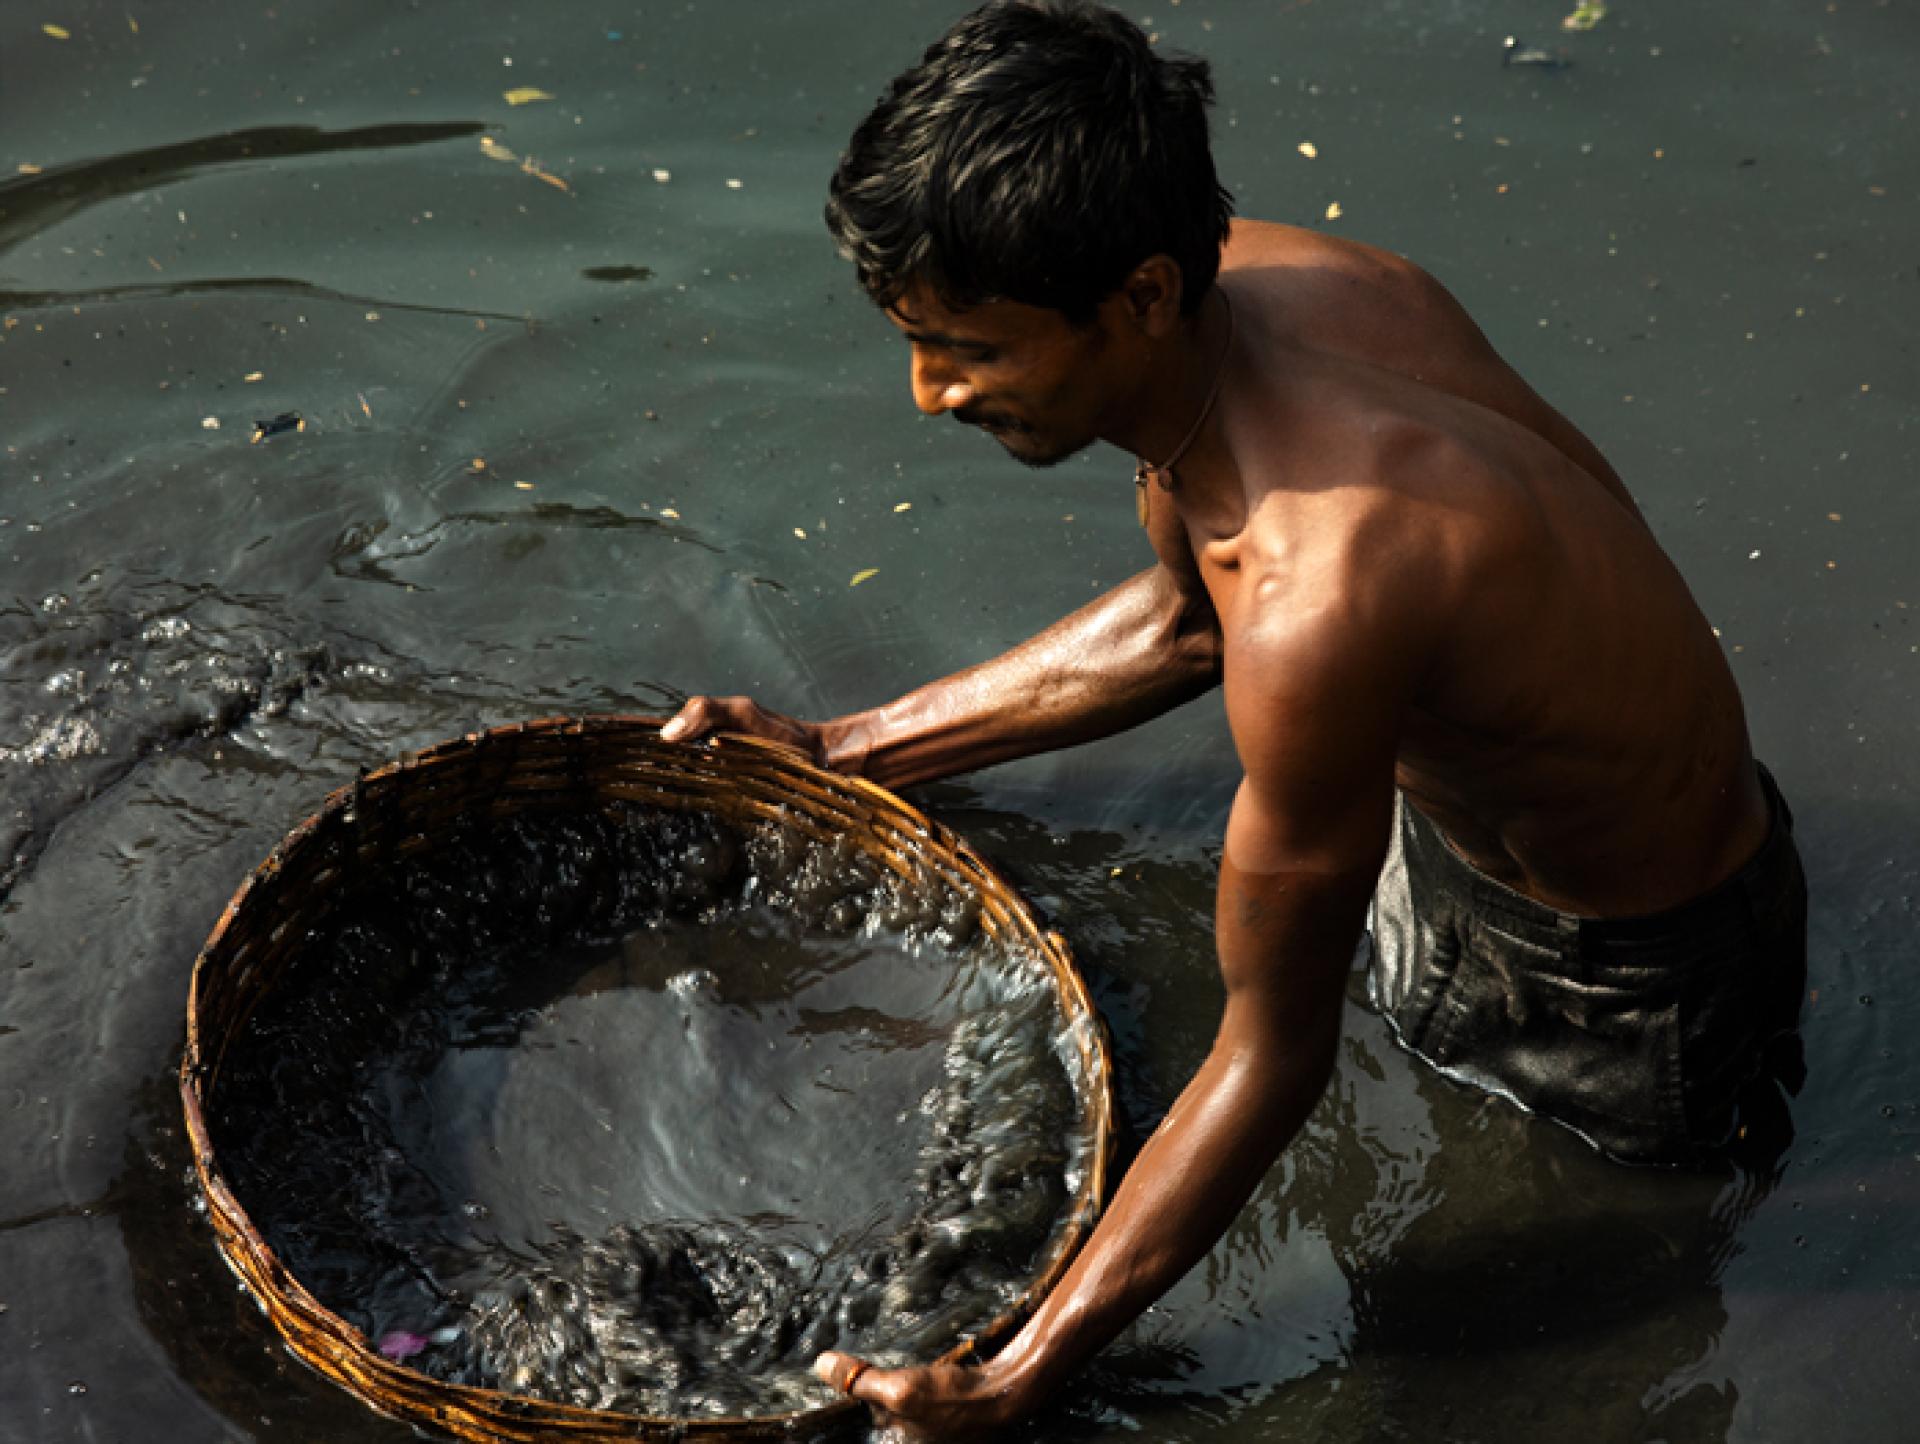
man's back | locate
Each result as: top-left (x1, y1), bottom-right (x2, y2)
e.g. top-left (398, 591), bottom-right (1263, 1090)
top-left (1182, 221), bottom-right (1768, 916)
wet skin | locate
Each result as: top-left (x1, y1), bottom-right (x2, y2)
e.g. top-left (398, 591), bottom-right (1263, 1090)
top-left (664, 218), bottom-right (1770, 1438)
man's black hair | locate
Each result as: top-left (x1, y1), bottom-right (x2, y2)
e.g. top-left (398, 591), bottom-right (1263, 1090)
top-left (825, 0), bottom-right (1235, 323)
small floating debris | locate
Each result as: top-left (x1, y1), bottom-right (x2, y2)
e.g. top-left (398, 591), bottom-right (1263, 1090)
top-left (849, 568), bottom-right (878, 587)
top-left (1562, 2), bottom-right (1608, 32)
top-left (503, 87), bottom-right (554, 106)
top-left (377, 1331), bottom-right (429, 1363)
top-left (43, 23), bottom-right (70, 41)
top-left (479, 135), bottom-right (571, 193)
top-left (1504, 36), bottom-right (1572, 69)
top-left (251, 412), bottom-right (306, 445)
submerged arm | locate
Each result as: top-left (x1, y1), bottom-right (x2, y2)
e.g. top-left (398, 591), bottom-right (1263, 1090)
top-left (818, 598), bottom-right (1409, 1437)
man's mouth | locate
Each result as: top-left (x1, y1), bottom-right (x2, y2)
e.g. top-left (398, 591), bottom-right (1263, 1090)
top-left (958, 409), bottom-right (1026, 436)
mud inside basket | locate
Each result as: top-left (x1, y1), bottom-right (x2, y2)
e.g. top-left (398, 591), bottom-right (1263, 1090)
top-left (197, 741), bottom-right (1107, 1425)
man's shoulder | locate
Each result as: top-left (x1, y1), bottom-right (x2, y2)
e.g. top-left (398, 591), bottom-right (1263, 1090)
top-left (1224, 220), bottom-right (1438, 302)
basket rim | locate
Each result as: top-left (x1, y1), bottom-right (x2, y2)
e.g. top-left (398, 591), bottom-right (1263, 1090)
top-left (180, 713), bottom-right (1114, 1441)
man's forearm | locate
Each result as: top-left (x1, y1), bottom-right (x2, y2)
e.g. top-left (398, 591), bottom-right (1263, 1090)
top-left (818, 565), bottom-right (1221, 789)
top-left (979, 1016), bottom-right (1334, 1416)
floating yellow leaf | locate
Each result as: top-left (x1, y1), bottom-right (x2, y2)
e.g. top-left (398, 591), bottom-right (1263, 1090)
top-left (479, 135), bottom-right (518, 163)
top-left (849, 568), bottom-right (878, 587)
top-left (1297, 141), bottom-right (1318, 159)
top-left (660, 507), bottom-right (680, 519)
top-left (503, 87), bottom-right (554, 106)
top-left (43, 23), bottom-right (70, 40)
top-left (1324, 201), bottom-right (1343, 220)
top-left (17, 163), bottom-right (43, 176)
top-left (521, 159), bottom-right (571, 192)
top-left (893, 502), bottom-right (911, 513)
top-left (1561, 1), bottom-right (1608, 32)
top-left (243, 371), bottom-right (264, 382)
top-left (515, 481), bottom-right (535, 490)
top-left (793, 527), bottom-right (807, 539)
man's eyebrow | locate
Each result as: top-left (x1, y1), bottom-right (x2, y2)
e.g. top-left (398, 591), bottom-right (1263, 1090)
top-left (885, 306), bottom-right (994, 351)
top-left (897, 325), bottom-right (994, 351)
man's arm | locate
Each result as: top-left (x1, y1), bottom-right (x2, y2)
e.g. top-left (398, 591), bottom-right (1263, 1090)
top-left (815, 601), bottom-right (1409, 1437)
top-left (661, 562), bottom-right (1221, 788)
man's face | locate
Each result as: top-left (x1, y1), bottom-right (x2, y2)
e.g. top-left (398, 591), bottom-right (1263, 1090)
top-left (884, 284), bottom-right (1138, 469)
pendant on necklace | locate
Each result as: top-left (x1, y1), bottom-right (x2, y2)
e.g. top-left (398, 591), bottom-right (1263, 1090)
top-left (1134, 458), bottom-right (1171, 528)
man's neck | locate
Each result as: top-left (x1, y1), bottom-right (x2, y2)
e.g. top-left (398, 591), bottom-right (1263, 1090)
top-left (1102, 283), bottom-right (1235, 471)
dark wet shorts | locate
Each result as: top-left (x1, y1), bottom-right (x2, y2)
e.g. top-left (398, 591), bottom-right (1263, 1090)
top-left (1368, 765), bottom-right (1807, 1166)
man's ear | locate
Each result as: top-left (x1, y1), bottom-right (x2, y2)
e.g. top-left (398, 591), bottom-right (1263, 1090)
top-left (1118, 255), bottom-right (1186, 338)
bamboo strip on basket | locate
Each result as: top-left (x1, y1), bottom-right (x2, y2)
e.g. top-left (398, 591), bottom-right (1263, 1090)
top-left (182, 715), bottom-right (1114, 1443)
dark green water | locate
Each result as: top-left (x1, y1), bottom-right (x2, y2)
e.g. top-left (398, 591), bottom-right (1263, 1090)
top-left (1, 1), bottom-right (1915, 1440)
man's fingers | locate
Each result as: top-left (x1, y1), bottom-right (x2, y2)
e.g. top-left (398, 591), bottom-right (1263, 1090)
top-left (812, 1350), bottom-right (876, 1400)
top-left (660, 696), bottom-right (733, 744)
top-left (658, 700), bottom-right (704, 743)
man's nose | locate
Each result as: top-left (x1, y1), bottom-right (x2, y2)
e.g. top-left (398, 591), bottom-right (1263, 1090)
top-left (910, 348), bottom-right (972, 416)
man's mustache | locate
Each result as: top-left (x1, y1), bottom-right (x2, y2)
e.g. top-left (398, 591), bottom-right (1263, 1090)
top-left (956, 407), bottom-right (1028, 434)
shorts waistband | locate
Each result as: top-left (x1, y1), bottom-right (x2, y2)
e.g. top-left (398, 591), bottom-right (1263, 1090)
top-left (1401, 762), bottom-right (1796, 951)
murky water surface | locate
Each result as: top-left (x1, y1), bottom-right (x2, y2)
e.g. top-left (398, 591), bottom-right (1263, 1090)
top-left (2, 1), bottom-right (1915, 1440)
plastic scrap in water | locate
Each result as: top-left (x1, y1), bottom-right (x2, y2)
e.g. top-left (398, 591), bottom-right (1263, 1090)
top-left (250, 412), bottom-right (305, 445)
top-left (378, 1330), bottom-right (429, 1362)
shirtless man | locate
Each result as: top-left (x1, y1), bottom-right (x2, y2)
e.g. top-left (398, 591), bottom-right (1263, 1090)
top-left (660, 3), bottom-right (1807, 1436)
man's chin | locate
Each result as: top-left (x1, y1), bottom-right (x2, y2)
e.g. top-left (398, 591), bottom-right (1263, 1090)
top-left (989, 429), bottom-right (1088, 470)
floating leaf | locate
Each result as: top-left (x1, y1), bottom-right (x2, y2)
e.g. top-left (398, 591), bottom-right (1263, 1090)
top-left (503, 87), bottom-right (554, 106)
top-left (521, 158), bottom-right (571, 192)
top-left (1297, 141), bottom-right (1318, 159)
top-left (1324, 201), bottom-right (1343, 220)
top-left (849, 568), bottom-right (878, 587)
top-left (1561, 2), bottom-right (1607, 32)
top-left (479, 135), bottom-right (518, 163)
top-left (43, 23), bottom-right (70, 40)
top-left (892, 502), bottom-right (911, 512)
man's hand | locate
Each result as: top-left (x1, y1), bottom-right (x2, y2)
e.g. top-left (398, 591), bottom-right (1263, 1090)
top-left (813, 1350), bottom-right (1021, 1441)
top-left (657, 694), bottom-right (833, 767)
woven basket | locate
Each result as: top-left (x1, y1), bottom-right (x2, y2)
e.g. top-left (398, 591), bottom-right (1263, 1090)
top-left (180, 715), bottom-right (1114, 1441)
